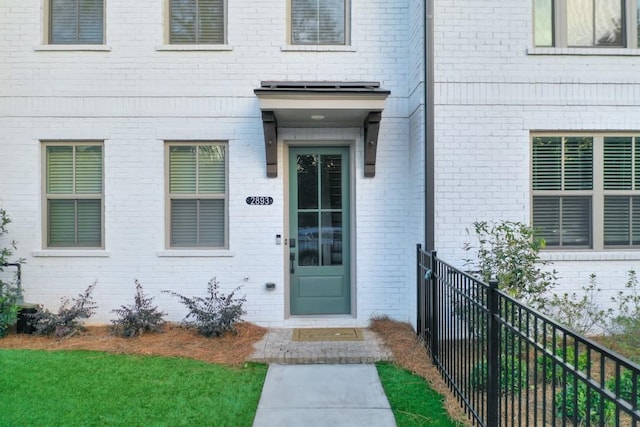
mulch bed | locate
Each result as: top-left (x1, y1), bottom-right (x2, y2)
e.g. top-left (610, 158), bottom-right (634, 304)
top-left (0, 322), bottom-right (267, 366)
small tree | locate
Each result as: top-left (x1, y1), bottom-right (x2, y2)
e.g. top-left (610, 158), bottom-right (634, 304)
top-left (163, 278), bottom-right (246, 337)
top-left (110, 280), bottom-right (166, 338)
top-left (464, 220), bottom-right (557, 310)
top-left (0, 208), bottom-right (20, 338)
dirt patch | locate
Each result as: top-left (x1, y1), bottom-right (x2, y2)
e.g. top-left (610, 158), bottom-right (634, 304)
top-left (370, 316), bottom-right (471, 426)
top-left (0, 322), bottom-right (267, 366)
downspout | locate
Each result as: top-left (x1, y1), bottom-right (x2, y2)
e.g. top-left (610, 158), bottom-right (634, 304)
top-left (425, 0), bottom-right (435, 251)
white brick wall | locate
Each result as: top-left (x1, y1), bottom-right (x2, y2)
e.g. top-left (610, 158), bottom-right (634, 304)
top-left (0, 0), bottom-right (420, 326)
top-left (434, 1), bottom-right (640, 297)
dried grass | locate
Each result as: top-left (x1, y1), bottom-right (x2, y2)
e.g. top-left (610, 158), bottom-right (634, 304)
top-left (370, 316), bottom-right (471, 426)
top-left (0, 322), bottom-right (266, 366)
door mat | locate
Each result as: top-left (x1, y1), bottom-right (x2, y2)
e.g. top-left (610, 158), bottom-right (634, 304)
top-left (292, 328), bottom-right (364, 341)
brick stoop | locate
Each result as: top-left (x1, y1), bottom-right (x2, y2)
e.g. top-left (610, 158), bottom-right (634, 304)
top-left (249, 328), bottom-right (394, 364)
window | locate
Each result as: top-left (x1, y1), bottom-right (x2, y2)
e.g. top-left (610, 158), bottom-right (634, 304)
top-left (44, 142), bottom-right (103, 248)
top-left (291, 0), bottom-right (347, 45)
top-left (49, 0), bottom-right (104, 44)
top-left (534, 0), bottom-right (640, 48)
top-left (169, 0), bottom-right (225, 44)
top-left (532, 134), bottom-right (640, 249)
top-left (166, 142), bottom-right (227, 248)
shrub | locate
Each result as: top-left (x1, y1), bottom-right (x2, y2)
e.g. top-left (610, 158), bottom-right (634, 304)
top-left (470, 355), bottom-right (528, 395)
top-left (0, 208), bottom-right (20, 338)
top-left (607, 270), bottom-right (640, 356)
top-left (536, 344), bottom-right (588, 384)
top-left (30, 283), bottom-right (97, 339)
top-left (110, 280), bottom-right (166, 338)
top-left (547, 274), bottom-right (613, 335)
top-left (464, 220), bottom-right (557, 310)
top-left (163, 278), bottom-right (246, 338)
top-left (605, 369), bottom-right (640, 408)
top-left (557, 380), bottom-right (615, 425)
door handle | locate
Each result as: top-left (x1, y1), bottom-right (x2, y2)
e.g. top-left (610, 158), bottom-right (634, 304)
top-left (290, 252), bottom-right (296, 274)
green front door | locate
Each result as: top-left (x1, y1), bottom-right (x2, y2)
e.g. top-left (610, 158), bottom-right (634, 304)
top-left (289, 147), bottom-right (350, 315)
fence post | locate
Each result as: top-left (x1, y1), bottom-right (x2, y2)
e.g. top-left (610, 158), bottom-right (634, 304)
top-left (416, 244), bottom-right (423, 337)
top-left (430, 250), bottom-right (438, 364)
top-left (486, 279), bottom-right (500, 426)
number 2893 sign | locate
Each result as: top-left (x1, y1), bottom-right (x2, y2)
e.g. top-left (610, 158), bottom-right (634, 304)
top-left (246, 196), bottom-right (274, 206)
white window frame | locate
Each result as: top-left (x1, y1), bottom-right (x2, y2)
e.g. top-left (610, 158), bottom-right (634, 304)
top-left (45, 0), bottom-right (106, 45)
top-left (288, 0), bottom-right (351, 46)
top-left (531, 133), bottom-right (640, 251)
top-left (165, 141), bottom-right (229, 249)
top-left (42, 141), bottom-right (105, 249)
top-left (533, 0), bottom-right (639, 49)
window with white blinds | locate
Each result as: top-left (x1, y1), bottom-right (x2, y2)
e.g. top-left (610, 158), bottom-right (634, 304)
top-left (291, 0), bottom-right (347, 45)
top-left (49, 0), bottom-right (104, 44)
top-left (532, 135), bottom-right (640, 250)
top-left (44, 143), bottom-right (103, 248)
top-left (170, 0), bottom-right (225, 44)
top-left (167, 143), bottom-right (227, 248)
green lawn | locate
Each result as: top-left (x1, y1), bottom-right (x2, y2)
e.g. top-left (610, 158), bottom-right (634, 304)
top-left (377, 362), bottom-right (462, 427)
top-left (0, 349), bottom-right (268, 426)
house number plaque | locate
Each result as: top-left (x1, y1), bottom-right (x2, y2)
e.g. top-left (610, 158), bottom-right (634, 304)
top-left (246, 196), bottom-right (274, 206)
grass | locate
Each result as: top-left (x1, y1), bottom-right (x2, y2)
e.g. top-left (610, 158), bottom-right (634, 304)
top-left (377, 362), bottom-right (462, 427)
top-left (0, 349), bottom-right (268, 426)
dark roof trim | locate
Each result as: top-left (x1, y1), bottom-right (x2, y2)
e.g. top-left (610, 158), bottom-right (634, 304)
top-left (256, 81), bottom-right (390, 95)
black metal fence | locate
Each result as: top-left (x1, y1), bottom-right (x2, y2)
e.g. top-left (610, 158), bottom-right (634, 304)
top-left (417, 244), bottom-right (640, 426)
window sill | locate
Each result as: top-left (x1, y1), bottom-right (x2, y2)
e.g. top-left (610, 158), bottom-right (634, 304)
top-left (281, 45), bottom-right (356, 52)
top-left (156, 44), bottom-right (233, 51)
top-left (34, 45), bottom-right (112, 52)
top-left (32, 250), bottom-right (110, 257)
top-left (157, 250), bottom-right (234, 257)
top-left (540, 251), bottom-right (640, 262)
top-left (527, 47), bottom-right (640, 56)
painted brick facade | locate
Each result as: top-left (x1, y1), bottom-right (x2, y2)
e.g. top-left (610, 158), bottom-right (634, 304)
top-left (0, 0), bottom-right (423, 326)
top-left (3, 0), bottom-right (638, 327)
top-left (434, 0), bottom-right (640, 305)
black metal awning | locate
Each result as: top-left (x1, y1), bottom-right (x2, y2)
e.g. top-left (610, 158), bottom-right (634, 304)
top-left (254, 81), bottom-right (390, 177)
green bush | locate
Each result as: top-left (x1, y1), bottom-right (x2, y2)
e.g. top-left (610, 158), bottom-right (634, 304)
top-left (0, 208), bottom-right (20, 338)
top-left (30, 283), bottom-right (97, 338)
top-left (608, 270), bottom-right (640, 356)
top-left (163, 278), bottom-right (246, 337)
top-left (547, 274), bottom-right (613, 335)
top-left (463, 220), bottom-right (557, 310)
top-left (605, 369), bottom-right (640, 408)
top-left (470, 355), bottom-right (528, 395)
top-left (557, 380), bottom-right (615, 425)
top-left (110, 280), bottom-right (166, 338)
top-left (536, 345), bottom-right (588, 384)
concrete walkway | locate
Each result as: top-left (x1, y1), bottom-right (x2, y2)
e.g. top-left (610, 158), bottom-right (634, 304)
top-left (253, 364), bottom-right (396, 427)
top-left (249, 328), bottom-right (393, 364)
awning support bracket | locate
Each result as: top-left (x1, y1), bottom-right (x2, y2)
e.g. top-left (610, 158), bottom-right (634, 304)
top-left (364, 111), bottom-right (381, 178)
top-left (262, 111), bottom-right (278, 178)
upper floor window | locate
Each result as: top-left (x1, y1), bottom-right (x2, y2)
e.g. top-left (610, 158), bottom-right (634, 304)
top-left (534, 0), bottom-right (640, 48)
top-left (291, 0), bottom-right (348, 45)
top-left (532, 134), bottom-right (640, 250)
top-left (49, 0), bottom-right (104, 44)
top-left (169, 0), bottom-right (225, 44)
top-left (166, 142), bottom-right (228, 248)
top-left (44, 142), bottom-right (104, 248)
